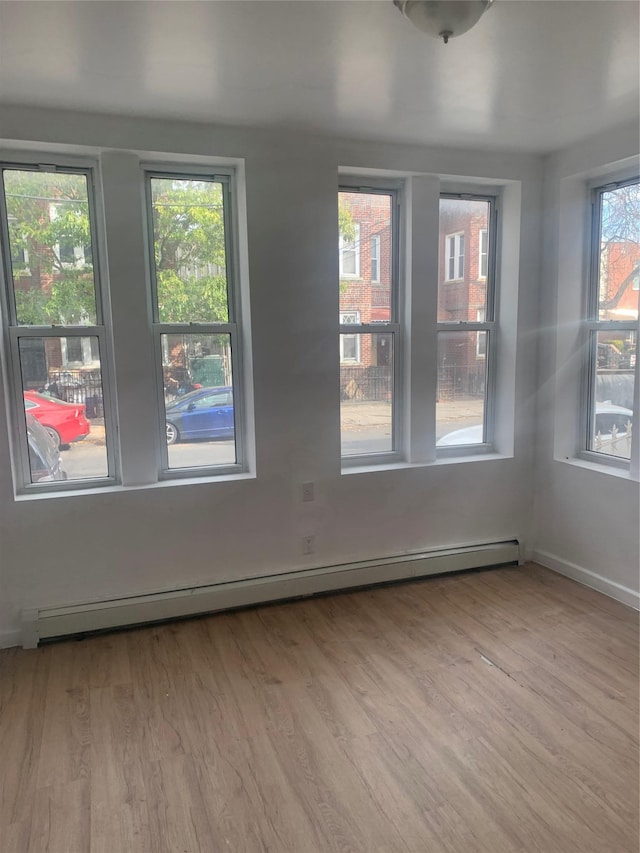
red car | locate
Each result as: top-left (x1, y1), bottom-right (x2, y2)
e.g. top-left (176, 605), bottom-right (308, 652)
top-left (23, 391), bottom-right (90, 448)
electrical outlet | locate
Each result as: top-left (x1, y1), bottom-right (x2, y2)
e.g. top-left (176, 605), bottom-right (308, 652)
top-left (302, 482), bottom-right (314, 502)
top-left (302, 535), bottom-right (315, 555)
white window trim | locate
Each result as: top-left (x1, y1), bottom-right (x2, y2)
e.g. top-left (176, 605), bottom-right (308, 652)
top-left (0, 159), bottom-right (119, 494)
top-left (437, 194), bottom-right (497, 456)
top-left (444, 231), bottom-right (464, 282)
top-left (339, 181), bottom-right (403, 467)
top-left (144, 168), bottom-right (247, 480)
top-left (579, 176), bottom-right (639, 471)
top-left (0, 150), bottom-right (252, 497)
top-left (339, 222), bottom-right (360, 279)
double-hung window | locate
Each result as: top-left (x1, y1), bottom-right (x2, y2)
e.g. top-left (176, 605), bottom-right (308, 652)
top-left (436, 194), bottom-right (497, 450)
top-left (145, 171), bottom-right (244, 475)
top-left (0, 158), bottom-right (248, 494)
top-left (0, 163), bottom-right (114, 489)
top-left (584, 178), bottom-right (638, 465)
top-left (338, 186), bottom-right (401, 462)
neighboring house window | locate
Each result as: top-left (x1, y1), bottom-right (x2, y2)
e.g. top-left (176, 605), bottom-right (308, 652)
top-left (371, 235), bottom-right (380, 283)
top-left (437, 195), bottom-right (495, 448)
top-left (445, 232), bottom-right (464, 281)
top-left (339, 186), bottom-right (400, 462)
top-left (339, 311), bottom-right (361, 363)
top-left (478, 228), bottom-right (489, 279)
top-left (0, 164), bottom-right (113, 488)
top-left (584, 178), bottom-right (639, 464)
top-left (339, 223), bottom-right (360, 278)
top-left (61, 336), bottom-right (100, 366)
top-left (146, 171), bottom-right (245, 475)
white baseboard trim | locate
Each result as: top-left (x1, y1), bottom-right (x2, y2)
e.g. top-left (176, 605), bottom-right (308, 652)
top-left (532, 549), bottom-right (640, 611)
top-left (0, 629), bottom-right (22, 650)
top-left (21, 540), bottom-right (520, 648)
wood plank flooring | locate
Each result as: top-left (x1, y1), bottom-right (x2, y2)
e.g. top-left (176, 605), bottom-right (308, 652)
top-left (1, 563), bottom-right (638, 852)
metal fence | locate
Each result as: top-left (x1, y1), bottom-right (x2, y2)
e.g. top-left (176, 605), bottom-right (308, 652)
top-left (437, 365), bottom-right (485, 401)
top-left (340, 366), bottom-right (392, 402)
top-left (41, 369), bottom-right (104, 418)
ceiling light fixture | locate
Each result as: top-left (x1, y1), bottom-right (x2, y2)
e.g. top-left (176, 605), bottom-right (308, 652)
top-left (393, 0), bottom-right (494, 44)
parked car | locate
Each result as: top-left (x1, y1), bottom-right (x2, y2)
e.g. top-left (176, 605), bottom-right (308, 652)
top-left (436, 402), bottom-right (634, 447)
top-left (165, 386), bottom-right (234, 445)
top-left (26, 413), bottom-right (67, 482)
top-left (23, 390), bottom-right (90, 449)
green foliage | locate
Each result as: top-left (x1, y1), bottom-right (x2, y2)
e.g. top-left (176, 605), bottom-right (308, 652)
top-left (156, 270), bottom-right (228, 323)
top-left (5, 171), bottom-right (232, 327)
top-left (4, 169), bottom-right (96, 325)
top-left (338, 198), bottom-right (356, 294)
top-left (152, 179), bottom-right (228, 323)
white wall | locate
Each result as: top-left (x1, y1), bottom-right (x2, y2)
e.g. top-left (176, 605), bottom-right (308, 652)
top-left (533, 120), bottom-right (640, 606)
top-left (0, 105), bottom-right (544, 646)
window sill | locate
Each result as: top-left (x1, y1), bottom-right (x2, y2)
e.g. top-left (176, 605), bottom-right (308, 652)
top-left (557, 454), bottom-right (636, 481)
top-left (342, 450), bottom-right (511, 475)
top-left (15, 470), bottom-right (256, 501)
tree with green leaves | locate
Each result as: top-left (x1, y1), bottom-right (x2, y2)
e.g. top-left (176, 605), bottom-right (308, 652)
top-left (151, 178), bottom-right (229, 323)
top-left (4, 169), bottom-right (96, 325)
top-left (5, 171), bottom-right (359, 327)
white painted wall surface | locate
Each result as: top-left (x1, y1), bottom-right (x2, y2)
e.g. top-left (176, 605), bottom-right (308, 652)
top-left (533, 120), bottom-right (640, 605)
top-left (0, 105), bottom-right (542, 645)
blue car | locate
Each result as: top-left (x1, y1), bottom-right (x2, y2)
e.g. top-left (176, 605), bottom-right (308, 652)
top-left (165, 386), bottom-right (234, 445)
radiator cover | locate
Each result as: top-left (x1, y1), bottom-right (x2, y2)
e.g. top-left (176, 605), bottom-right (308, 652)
top-left (21, 539), bottom-right (520, 648)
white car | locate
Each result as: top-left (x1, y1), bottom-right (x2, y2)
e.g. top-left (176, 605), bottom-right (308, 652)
top-left (436, 402), bottom-right (633, 447)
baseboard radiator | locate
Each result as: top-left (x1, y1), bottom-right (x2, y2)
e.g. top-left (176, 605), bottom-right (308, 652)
top-left (21, 540), bottom-right (520, 648)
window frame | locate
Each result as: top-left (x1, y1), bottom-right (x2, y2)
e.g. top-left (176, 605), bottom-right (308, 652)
top-left (579, 175), bottom-right (639, 470)
top-left (339, 310), bottom-right (361, 363)
top-left (143, 167), bottom-right (247, 479)
top-left (0, 158), bottom-right (119, 493)
top-left (339, 222), bottom-right (361, 279)
top-left (339, 181), bottom-right (403, 467)
top-left (478, 228), bottom-right (489, 279)
top-left (437, 193), bottom-right (498, 457)
top-left (370, 234), bottom-right (380, 283)
top-left (444, 231), bottom-right (465, 282)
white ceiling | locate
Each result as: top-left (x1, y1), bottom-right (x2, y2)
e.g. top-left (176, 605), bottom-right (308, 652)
top-left (0, 1), bottom-right (638, 154)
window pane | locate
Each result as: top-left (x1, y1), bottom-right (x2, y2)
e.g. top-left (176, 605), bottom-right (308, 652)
top-left (18, 336), bottom-right (108, 482)
top-left (436, 331), bottom-right (487, 446)
top-left (598, 182), bottom-right (640, 322)
top-left (3, 169), bottom-right (98, 325)
top-left (339, 191), bottom-right (392, 322)
top-left (161, 333), bottom-right (236, 469)
top-left (589, 330), bottom-right (635, 459)
top-left (341, 333), bottom-right (393, 456)
top-left (439, 198), bottom-right (490, 318)
top-left (150, 178), bottom-right (229, 323)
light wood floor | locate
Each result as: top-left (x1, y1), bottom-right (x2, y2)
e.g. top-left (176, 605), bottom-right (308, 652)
top-left (1, 563), bottom-right (638, 853)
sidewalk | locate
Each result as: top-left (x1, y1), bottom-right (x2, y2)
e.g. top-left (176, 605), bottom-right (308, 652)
top-left (340, 398), bottom-right (484, 429)
top-left (85, 418), bottom-right (106, 446)
top-left (84, 400), bottom-right (484, 439)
